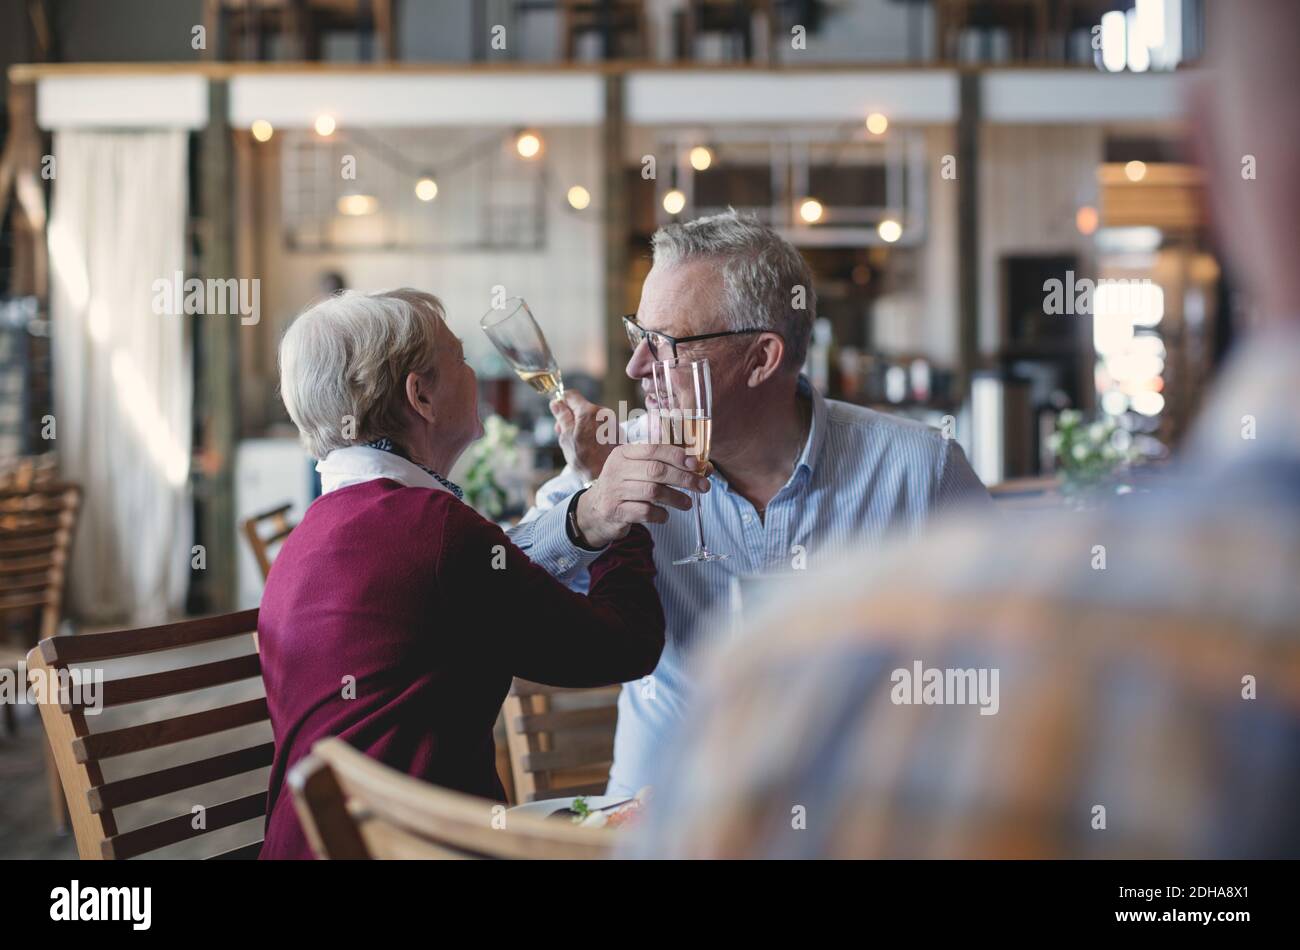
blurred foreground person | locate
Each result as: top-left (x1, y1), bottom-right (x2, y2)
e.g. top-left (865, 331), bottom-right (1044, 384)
top-left (631, 0), bottom-right (1300, 859)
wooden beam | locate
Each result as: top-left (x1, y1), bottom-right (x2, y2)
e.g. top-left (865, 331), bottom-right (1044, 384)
top-left (194, 79), bottom-right (240, 613)
top-left (956, 71), bottom-right (980, 402)
top-left (7, 60), bottom-right (1139, 86)
top-left (601, 72), bottom-right (634, 411)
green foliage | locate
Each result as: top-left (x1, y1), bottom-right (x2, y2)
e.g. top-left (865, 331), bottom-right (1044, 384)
top-left (461, 414), bottom-right (520, 519)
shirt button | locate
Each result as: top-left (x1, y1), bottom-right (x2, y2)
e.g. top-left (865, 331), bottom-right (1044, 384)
top-left (743, 515), bottom-right (752, 524)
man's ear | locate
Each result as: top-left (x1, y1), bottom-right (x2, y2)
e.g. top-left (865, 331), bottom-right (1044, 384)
top-left (404, 371), bottom-right (437, 425)
top-left (746, 332), bottom-right (786, 387)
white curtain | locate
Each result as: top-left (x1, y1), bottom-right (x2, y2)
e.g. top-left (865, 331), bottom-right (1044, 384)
top-left (49, 130), bottom-right (192, 626)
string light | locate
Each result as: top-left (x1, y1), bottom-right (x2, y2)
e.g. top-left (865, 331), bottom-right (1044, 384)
top-left (415, 176), bottom-right (438, 202)
top-left (337, 194), bottom-right (377, 216)
top-left (251, 120), bottom-right (273, 142)
top-left (878, 219), bottom-right (902, 243)
top-left (866, 112), bottom-right (889, 135)
top-left (663, 189), bottom-right (686, 215)
top-left (314, 114), bottom-right (336, 137)
top-left (799, 198), bottom-right (824, 224)
top-left (689, 146), bottom-right (713, 171)
top-left (516, 131), bottom-right (542, 159)
top-left (567, 186), bottom-right (591, 210)
top-left (1125, 160), bottom-right (1147, 182)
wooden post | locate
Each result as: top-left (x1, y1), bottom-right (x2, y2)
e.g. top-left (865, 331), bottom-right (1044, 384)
top-left (194, 79), bottom-right (239, 612)
top-left (601, 73), bottom-right (634, 412)
top-left (956, 71), bottom-right (981, 404)
top-left (1, 81), bottom-right (48, 300)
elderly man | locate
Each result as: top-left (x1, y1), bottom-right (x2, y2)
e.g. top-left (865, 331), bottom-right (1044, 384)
top-left (509, 211), bottom-right (989, 796)
top-left (630, 0), bottom-right (1300, 859)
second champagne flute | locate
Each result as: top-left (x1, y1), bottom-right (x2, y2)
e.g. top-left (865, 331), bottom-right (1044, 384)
top-left (653, 357), bottom-right (726, 564)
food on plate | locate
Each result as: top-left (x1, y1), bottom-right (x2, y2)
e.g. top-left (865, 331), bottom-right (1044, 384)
top-left (573, 787), bottom-right (652, 829)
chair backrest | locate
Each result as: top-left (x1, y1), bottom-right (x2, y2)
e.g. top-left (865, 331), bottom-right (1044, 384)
top-left (28, 609), bottom-right (268, 860)
top-left (502, 680), bottom-right (619, 803)
top-left (241, 502), bottom-right (297, 580)
top-left (0, 455), bottom-right (60, 492)
top-left (290, 737), bottom-right (614, 859)
top-left (0, 483), bottom-right (80, 644)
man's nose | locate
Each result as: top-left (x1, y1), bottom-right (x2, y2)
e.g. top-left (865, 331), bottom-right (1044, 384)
top-left (625, 339), bottom-right (655, 380)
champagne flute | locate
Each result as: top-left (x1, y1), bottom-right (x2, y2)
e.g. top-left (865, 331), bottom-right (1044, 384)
top-left (480, 297), bottom-right (564, 398)
top-left (653, 357), bottom-right (726, 565)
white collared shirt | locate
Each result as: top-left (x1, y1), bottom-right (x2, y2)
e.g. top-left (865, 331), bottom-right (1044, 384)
top-left (315, 445), bottom-right (454, 496)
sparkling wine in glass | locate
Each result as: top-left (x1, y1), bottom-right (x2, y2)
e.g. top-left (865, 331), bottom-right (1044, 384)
top-left (480, 297), bottom-right (564, 398)
top-left (653, 357), bottom-right (726, 565)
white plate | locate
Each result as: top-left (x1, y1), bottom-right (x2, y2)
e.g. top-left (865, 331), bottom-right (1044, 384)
top-left (508, 794), bottom-right (625, 822)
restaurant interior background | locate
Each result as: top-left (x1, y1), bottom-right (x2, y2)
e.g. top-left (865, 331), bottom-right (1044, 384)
top-left (0, 0), bottom-right (1228, 859)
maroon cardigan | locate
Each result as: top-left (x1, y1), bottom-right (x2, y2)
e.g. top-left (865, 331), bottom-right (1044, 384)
top-left (257, 479), bottom-right (664, 859)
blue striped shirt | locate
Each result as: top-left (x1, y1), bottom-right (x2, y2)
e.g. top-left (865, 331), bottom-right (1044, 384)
top-left (508, 377), bottom-right (990, 795)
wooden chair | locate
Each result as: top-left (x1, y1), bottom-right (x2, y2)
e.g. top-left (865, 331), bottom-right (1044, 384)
top-left (0, 454), bottom-right (59, 492)
top-left (0, 484), bottom-right (79, 643)
top-left (934, 0), bottom-right (1050, 63)
top-left (241, 502), bottom-right (297, 580)
top-left (0, 642), bottom-right (23, 735)
top-left (27, 609), bottom-right (269, 859)
top-left (559, 0), bottom-right (649, 60)
top-left (202, 0), bottom-right (396, 62)
top-left (290, 736), bottom-right (614, 859)
top-left (1, 482), bottom-right (80, 827)
top-left (503, 679), bottom-right (620, 803)
top-left (683, 0), bottom-right (778, 63)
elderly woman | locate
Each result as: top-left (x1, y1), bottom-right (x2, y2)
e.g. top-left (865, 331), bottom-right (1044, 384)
top-left (258, 288), bottom-right (666, 860)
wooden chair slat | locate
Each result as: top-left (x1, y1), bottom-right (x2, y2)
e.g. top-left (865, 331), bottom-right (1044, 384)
top-left (0, 593), bottom-right (52, 611)
top-left (246, 503), bottom-right (292, 522)
top-left (355, 818), bottom-right (476, 860)
top-left (291, 739), bottom-right (614, 860)
top-left (0, 555), bottom-right (56, 574)
top-left (88, 741), bottom-right (275, 813)
top-left (512, 705), bottom-right (617, 735)
top-left (509, 679), bottom-right (620, 698)
top-left (100, 791), bottom-right (266, 860)
top-left (289, 752), bottom-right (370, 860)
top-left (0, 578), bottom-right (52, 595)
top-left (0, 481), bottom-right (77, 500)
top-left (265, 524), bottom-right (294, 545)
top-left (521, 781), bottom-right (607, 803)
top-left (83, 653), bottom-right (263, 711)
top-left (0, 517), bottom-right (71, 530)
top-left (73, 698), bottom-right (269, 763)
top-left (207, 841), bottom-right (264, 860)
top-left (520, 741), bottom-right (614, 775)
top-left (242, 502), bottom-right (298, 581)
top-left (41, 608), bottom-right (259, 664)
top-left (0, 538), bottom-right (59, 556)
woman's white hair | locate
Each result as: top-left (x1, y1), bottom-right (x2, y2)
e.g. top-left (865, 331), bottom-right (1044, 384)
top-left (650, 209), bottom-right (817, 369)
top-left (279, 288), bottom-right (445, 460)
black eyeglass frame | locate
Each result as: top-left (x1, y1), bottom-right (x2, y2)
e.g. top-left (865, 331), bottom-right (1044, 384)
top-left (622, 314), bottom-right (769, 360)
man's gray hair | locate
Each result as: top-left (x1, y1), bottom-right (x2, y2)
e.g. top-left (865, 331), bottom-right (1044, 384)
top-left (279, 288), bottom-right (445, 460)
top-left (651, 209), bottom-right (816, 370)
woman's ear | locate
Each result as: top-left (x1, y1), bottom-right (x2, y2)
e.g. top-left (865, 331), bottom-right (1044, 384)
top-left (404, 371), bottom-right (437, 425)
top-left (746, 332), bottom-right (786, 387)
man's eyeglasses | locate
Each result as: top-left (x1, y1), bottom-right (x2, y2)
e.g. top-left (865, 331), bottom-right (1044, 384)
top-left (622, 315), bottom-right (766, 360)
